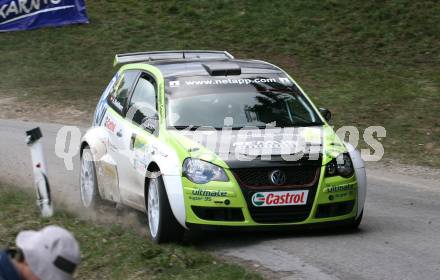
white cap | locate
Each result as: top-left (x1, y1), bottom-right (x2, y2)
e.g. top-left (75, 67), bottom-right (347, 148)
top-left (16, 225), bottom-right (81, 280)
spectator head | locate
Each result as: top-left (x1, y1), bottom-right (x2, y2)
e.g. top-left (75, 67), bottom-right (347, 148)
top-left (15, 225), bottom-right (81, 280)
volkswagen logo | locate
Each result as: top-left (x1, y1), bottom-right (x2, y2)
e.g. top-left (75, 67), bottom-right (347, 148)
top-left (269, 170), bottom-right (287, 185)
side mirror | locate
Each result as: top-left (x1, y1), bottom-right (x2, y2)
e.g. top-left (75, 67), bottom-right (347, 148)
top-left (319, 107), bottom-right (332, 122)
top-left (141, 114), bottom-right (159, 134)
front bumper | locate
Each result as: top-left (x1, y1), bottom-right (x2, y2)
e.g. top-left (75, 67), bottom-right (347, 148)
top-left (187, 216), bottom-right (357, 232)
top-left (183, 166), bottom-right (358, 227)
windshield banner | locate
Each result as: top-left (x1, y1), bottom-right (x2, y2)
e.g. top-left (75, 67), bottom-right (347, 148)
top-left (0, 0), bottom-right (88, 32)
top-left (168, 76), bottom-right (293, 89)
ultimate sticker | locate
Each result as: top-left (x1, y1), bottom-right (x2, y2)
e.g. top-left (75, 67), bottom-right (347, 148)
top-left (325, 183), bottom-right (356, 193)
top-left (189, 189), bottom-right (228, 202)
top-left (192, 189), bottom-right (227, 197)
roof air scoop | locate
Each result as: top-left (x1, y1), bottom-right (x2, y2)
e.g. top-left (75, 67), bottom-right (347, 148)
top-left (202, 62), bottom-right (241, 76)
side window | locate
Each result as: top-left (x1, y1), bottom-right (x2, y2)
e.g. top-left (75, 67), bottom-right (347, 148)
top-left (127, 74), bottom-right (158, 131)
top-left (130, 76), bottom-right (156, 109)
top-left (108, 70), bottom-right (139, 115)
top-left (286, 93), bottom-right (320, 123)
top-left (289, 98), bottom-right (311, 121)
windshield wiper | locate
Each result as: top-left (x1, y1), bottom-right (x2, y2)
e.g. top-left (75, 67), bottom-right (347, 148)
top-left (171, 123), bottom-right (322, 131)
top-left (170, 125), bottom-right (226, 131)
top-left (170, 125), bottom-right (200, 130)
top-left (293, 121), bottom-right (323, 127)
top-left (229, 123), bottom-right (323, 129)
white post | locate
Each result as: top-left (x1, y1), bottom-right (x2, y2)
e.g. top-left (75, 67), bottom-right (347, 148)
top-left (26, 127), bottom-right (54, 217)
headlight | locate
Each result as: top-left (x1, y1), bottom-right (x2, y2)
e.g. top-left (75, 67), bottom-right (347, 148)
top-left (182, 158), bottom-right (229, 184)
top-left (325, 153), bottom-right (354, 178)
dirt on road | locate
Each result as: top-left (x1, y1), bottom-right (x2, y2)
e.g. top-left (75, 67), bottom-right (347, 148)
top-left (0, 94), bottom-right (92, 127)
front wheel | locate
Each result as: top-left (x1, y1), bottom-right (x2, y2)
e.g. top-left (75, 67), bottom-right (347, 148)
top-left (80, 147), bottom-right (102, 209)
top-left (147, 176), bottom-right (184, 243)
top-left (348, 210), bottom-right (363, 229)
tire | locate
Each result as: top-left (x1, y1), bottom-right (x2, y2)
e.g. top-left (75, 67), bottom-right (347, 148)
top-left (348, 210), bottom-right (363, 229)
top-left (147, 175), bottom-right (184, 243)
top-left (80, 147), bottom-right (103, 209)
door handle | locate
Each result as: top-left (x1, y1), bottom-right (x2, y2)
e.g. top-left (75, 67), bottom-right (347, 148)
top-left (130, 134), bottom-right (137, 150)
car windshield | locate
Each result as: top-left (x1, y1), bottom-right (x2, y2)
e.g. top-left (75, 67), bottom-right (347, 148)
top-left (165, 75), bottom-right (323, 129)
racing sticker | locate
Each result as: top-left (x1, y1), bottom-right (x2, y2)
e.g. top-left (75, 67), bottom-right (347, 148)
top-left (192, 189), bottom-right (227, 197)
top-left (251, 190), bottom-right (308, 207)
top-left (187, 188), bottom-right (230, 202)
top-left (324, 183), bottom-right (356, 193)
top-left (168, 77), bottom-right (292, 88)
top-left (104, 116), bottom-right (117, 133)
top-left (94, 73), bottom-right (118, 126)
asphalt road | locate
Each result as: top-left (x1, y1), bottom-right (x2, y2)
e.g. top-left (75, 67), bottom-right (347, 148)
top-left (1, 119), bottom-right (439, 280)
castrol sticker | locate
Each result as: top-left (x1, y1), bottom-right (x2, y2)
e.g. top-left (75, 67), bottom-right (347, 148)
top-left (252, 190), bottom-right (308, 207)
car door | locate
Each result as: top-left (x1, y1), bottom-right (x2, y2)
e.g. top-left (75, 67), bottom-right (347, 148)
top-left (122, 72), bottom-right (159, 210)
top-left (103, 69), bottom-right (140, 205)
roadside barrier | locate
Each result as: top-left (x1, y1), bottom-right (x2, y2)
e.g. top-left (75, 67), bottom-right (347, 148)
top-left (26, 127), bottom-right (53, 218)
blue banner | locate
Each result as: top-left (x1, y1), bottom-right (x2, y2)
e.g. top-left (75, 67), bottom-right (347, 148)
top-left (0, 0), bottom-right (88, 32)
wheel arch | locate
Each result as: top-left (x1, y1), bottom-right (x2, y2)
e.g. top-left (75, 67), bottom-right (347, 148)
top-left (80, 141), bottom-right (89, 157)
top-left (80, 126), bottom-right (109, 160)
top-left (144, 162), bottom-right (160, 202)
top-left (144, 161), bottom-right (187, 229)
top-left (344, 142), bottom-right (367, 219)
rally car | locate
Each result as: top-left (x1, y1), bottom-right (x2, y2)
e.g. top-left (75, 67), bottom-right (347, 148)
top-left (79, 50), bottom-right (366, 243)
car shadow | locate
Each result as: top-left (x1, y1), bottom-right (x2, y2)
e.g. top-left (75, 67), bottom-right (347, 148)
top-left (103, 205), bottom-right (373, 249)
top-left (184, 224), bottom-right (370, 249)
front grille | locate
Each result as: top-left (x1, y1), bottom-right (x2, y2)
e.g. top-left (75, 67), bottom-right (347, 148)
top-left (247, 204), bottom-right (312, 223)
top-left (233, 164), bottom-right (322, 224)
top-left (232, 165), bottom-right (320, 189)
top-left (315, 201), bottom-right (355, 218)
top-left (192, 206), bottom-right (244, 222)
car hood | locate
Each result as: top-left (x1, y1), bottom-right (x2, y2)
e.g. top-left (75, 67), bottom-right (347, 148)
top-left (167, 125), bottom-right (346, 168)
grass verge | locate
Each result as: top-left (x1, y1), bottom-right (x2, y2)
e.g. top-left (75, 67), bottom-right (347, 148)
top-left (0, 185), bottom-right (261, 280)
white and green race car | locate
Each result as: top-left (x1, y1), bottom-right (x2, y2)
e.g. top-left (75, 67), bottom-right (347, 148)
top-left (80, 50), bottom-right (366, 243)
